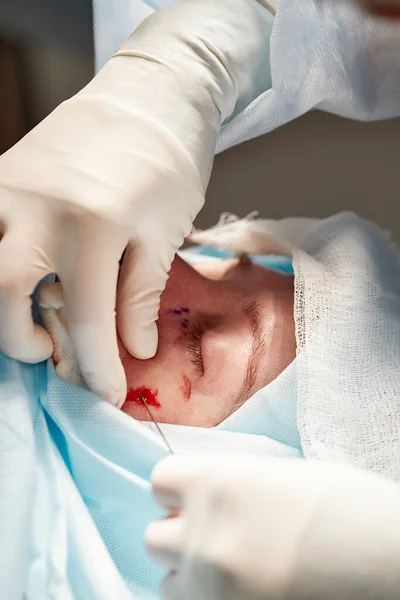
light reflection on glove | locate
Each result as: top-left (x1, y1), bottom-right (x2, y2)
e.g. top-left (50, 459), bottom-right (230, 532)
top-left (146, 454), bottom-right (400, 600)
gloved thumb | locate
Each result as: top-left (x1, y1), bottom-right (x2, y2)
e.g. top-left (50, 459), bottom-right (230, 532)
top-left (117, 237), bottom-right (178, 359)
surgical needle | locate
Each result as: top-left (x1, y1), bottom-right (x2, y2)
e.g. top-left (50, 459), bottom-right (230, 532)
top-left (139, 394), bottom-right (174, 455)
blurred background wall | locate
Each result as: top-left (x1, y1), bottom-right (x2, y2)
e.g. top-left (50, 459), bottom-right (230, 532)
top-left (1, 2), bottom-right (399, 238)
top-left (0, 0), bottom-right (93, 151)
top-left (203, 111), bottom-right (400, 239)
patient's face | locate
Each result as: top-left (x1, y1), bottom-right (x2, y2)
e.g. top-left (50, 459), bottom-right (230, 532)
top-left (121, 256), bottom-right (295, 427)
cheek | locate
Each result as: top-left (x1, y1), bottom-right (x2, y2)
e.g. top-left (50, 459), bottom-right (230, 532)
top-left (120, 351), bottom-right (159, 400)
top-left (125, 386), bottom-right (161, 408)
top-left (180, 374), bottom-right (192, 400)
top-left (118, 338), bottom-right (185, 421)
top-left (119, 349), bottom-right (199, 424)
top-left (121, 379), bottom-right (193, 424)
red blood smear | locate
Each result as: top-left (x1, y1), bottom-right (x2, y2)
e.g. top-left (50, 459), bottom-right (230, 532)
top-left (126, 386), bottom-right (161, 408)
top-left (180, 375), bottom-right (192, 401)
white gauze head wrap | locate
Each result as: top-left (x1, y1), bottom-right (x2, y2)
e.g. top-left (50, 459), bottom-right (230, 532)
top-left (190, 211), bottom-right (400, 481)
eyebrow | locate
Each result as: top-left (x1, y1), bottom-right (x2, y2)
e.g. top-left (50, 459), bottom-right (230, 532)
top-left (234, 299), bottom-right (266, 408)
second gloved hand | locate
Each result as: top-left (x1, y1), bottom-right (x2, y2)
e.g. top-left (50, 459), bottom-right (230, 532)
top-left (146, 454), bottom-right (400, 600)
top-left (0, 0), bottom-right (272, 406)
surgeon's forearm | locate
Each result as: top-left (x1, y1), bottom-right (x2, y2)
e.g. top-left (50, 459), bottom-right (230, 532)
top-left (118, 0), bottom-right (274, 119)
top-left (82, 0), bottom-right (274, 188)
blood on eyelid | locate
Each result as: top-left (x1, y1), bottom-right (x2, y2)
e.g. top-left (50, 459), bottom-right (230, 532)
top-left (180, 375), bottom-right (192, 401)
top-left (126, 386), bottom-right (161, 408)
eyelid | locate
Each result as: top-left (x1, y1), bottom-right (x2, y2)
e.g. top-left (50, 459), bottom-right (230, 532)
top-left (187, 321), bottom-right (205, 375)
top-left (186, 314), bottom-right (222, 378)
top-left (236, 298), bottom-right (265, 402)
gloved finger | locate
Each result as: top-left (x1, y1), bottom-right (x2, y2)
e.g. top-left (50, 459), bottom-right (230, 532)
top-left (151, 454), bottom-right (214, 508)
top-left (38, 281), bottom-right (65, 310)
top-left (58, 230), bottom-right (127, 407)
top-left (161, 571), bottom-right (180, 600)
top-left (0, 233), bottom-right (53, 362)
top-left (117, 236), bottom-right (177, 360)
top-left (38, 281), bottom-right (87, 388)
top-left (145, 515), bottom-right (183, 570)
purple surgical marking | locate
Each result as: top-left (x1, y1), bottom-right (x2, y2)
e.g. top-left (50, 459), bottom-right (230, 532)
top-left (168, 307), bottom-right (190, 316)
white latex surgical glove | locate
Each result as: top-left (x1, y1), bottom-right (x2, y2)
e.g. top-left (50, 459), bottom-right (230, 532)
top-left (0, 0), bottom-right (273, 405)
top-left (146, 454), bottom-right (400, 600)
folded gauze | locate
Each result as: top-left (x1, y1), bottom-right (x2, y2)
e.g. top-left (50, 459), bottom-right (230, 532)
top-left (189, 211), bottom-right (400, 481)
top-left (1, 211), bottom-right (400, 600)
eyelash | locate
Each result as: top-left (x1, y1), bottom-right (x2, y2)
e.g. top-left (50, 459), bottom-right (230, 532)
top-left (187, 322), bottom-right (205, 375)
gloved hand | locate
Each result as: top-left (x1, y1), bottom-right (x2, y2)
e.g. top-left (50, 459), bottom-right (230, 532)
top-left (0, 0), bottom-right (273, 405)
top-left (146, 454), bottom-right (400, 600)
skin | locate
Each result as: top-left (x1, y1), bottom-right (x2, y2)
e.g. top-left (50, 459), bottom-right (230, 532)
top-left (121, 255), bottom-right (295, 427)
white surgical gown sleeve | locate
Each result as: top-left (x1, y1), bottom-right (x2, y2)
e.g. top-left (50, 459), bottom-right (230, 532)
top-left (147, 454), bottom-right (400, 600)
top-left (93, 0), bottom-right (400, 153)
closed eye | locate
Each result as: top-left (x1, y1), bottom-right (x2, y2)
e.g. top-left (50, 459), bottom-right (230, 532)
top-left (187, 322), bottom-right (205, 375)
